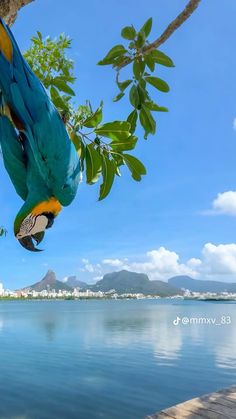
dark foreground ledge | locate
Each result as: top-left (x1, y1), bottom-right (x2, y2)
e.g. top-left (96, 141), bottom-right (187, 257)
top-left (145, 385), bottom-right (236, 418)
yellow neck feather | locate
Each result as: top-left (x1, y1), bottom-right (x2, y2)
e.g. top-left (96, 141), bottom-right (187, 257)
top-left (0, 23), bottom-right (13, 62)
top-left (31, 198), bottom-right (62, 217)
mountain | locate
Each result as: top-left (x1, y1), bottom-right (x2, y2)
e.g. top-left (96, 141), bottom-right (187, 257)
top-left (168, 275), bottom-right (236, 293)
top-left (64, 276), bottom-right (88, 289)
top-left (22, 270), bottom-right (72, 292)
top-left (20, 269), bottom-right (183, 296)
top-left (91, 270), bottom-right (183, 296)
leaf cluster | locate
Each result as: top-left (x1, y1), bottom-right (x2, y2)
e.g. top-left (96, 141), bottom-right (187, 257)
top-left (98, 18), bottom-right (174, 139)
top-left (22, 18), bottom-right (173, 201)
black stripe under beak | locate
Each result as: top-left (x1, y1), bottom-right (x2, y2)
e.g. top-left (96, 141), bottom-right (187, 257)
top-left (32, 231), bottom-right (45, 245)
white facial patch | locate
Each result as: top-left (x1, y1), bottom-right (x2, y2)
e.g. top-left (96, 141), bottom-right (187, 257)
top-left (17, 214), bottom-right (48, 239)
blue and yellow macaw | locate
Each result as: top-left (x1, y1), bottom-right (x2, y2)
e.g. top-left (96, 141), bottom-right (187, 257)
top-left (0, 18), bottom-right (80, 251)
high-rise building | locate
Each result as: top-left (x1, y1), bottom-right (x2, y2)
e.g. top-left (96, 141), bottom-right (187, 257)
top-left (0, 282), bottom-right (4, 296)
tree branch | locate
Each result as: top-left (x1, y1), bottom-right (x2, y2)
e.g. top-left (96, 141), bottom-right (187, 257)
top-left (0, 0), bottom-right (34, 26)
top-left (118, 0), bottom-right (202, 69)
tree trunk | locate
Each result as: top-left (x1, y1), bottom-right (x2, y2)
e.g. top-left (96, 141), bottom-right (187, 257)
top-left (0, 0), bottom-right (34, 26)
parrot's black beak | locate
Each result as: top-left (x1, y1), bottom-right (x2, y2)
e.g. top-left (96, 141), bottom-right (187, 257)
top-left (18, 235), bottom-right (43, 252)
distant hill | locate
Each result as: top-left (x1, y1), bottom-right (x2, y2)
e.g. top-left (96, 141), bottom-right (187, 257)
top-left (22, 270), bottom-right (72, 292)
top-left (20, 270), bottom-right (184, 296)
top-left (168, 275), bottom-right (236, 293)
top-left (64, 276), bottom-right (88, 289)
top-left (91, 270), bottom-right (183, 296)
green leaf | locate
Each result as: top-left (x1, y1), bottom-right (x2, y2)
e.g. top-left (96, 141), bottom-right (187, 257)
top-left (151, 50), bottom-right (174, 67)
top-left (145, 101), bottom-right (168, 112)
top-left (127, 109), bottom-right (138, 134)
top-left (70, 132), bottom-right (82, 151)
top-left (52, 77), bottom-right (75, 95)
top-left (136, 30), bottom-right (146, 48)
top-left (78, 140), bottom-right (86, 160)
top-left (112, 55), bottom-right (127, 68)
top-left (129, 85), bottom-right (140, 108)
top-left (85, 144), bottom-right (102, 184)
top-left (0, 228), bottom-right (6, 237)
top-left (98, 45), bottom-right (127, 65)
top-left (140, 18), bottom-right (152, 37)
top-left (95, 121), bottom-right (131, 141)
top-left (139, 105), bottom-right (156, 138)
top-left (113, 92), bottom-right (125, 102)
top-left (137, 84), bottom-right (147, 104)
top-left (99, 156), bottom-right (116, 200)
top-left (145, 76), bottom-right (170, 92)
top-left (144, 54), bottom-right (155, 72)
top-left (111, 136), bottom-right (137, 151)
top-left (121, 26), bottom-right (136, 40)
top-left (139, 78), bottom-right (147, 89)
top-left (117, 79), bottom-right (132, 91)
top-left (83, 104), bottom-right (103, 128)
top-left (123, 154), bottom-right (146, 181)
top-left (128, 41), bottom-right (136, 50)
top-left (50, 86), bottom-right (69, 111)
top-left (37, 31), bottom-right (43, 41)
top-left (133, 60), bottom-right (145, 80)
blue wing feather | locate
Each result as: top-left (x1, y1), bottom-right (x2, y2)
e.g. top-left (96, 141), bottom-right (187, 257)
top-left (0, 17), bottom-right (80, 207)
top-left (0, 115), bottom-right (28, 200)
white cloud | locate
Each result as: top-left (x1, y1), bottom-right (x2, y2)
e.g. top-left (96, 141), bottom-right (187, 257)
top-left (199, 243), bottom-right (236, 275)
top-left (204, 191), bottom-right (236, 216)
top-left (233, 117), bottom-right (236, 130)
top-left (212, 191), bottom-right (236, 215)
top-left (83, 242), bottom-right (236, 283)
top-left (84, 263), bottom-right (95, 273)
top-left (102, 258), bottom-right (124, 267)
top-left (79, 258), bottom-right (102, 279)
top-left (187, 258), bottom-right (202, 268)
top-left (100, 247), bottom-right (197, 281)
top-left (130, 248), bottom-right (197, 280)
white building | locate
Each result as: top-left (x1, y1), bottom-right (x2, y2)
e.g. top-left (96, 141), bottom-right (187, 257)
top-left (0, 282), bottom-right (4, 296)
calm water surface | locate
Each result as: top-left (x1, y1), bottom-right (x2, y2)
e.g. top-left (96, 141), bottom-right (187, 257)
top-left (0, 299), bottom-right (235, 419)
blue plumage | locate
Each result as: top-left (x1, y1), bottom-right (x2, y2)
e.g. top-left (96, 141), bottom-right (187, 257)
top-left (0, 18), bottom-right (80, 251)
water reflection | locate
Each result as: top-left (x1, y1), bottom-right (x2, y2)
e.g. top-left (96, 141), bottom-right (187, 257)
top-left (0, 300), bottom-right (235, 419)
top-left (104, 307), bottom-right (182, 362)
top-left (0, 317), bottom-right (4, 331)
top-left (35, 312), bottom-right (60, 341)
top-left (214, 325), bottom-right (236, 369)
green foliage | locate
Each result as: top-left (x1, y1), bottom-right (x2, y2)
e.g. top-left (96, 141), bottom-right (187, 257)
top-left (24, 32), bottom-right (75, 117)
top-left (98, 17), bottom-right (174, 139)
top-left (22, 17), bottom-right (173, 202)
top-left (0, 227), bottom-right (7, 237)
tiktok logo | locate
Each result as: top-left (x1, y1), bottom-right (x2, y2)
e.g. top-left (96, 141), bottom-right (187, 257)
top-left (173, 316), bottom-right (181, 326)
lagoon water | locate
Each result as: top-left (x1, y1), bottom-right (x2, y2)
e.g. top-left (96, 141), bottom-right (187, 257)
top-left (0, 299), bottom-right (235, 419)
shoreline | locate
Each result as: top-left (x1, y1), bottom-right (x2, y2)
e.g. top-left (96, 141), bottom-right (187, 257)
top-left (0, 296), bottom-right (235, 302)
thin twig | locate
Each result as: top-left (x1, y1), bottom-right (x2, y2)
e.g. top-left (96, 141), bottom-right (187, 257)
top-left (117, 0), bottom-right (202, 70)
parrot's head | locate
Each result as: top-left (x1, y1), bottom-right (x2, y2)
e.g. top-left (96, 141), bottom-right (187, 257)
top-left (14, 197), bottom-right (62, 251)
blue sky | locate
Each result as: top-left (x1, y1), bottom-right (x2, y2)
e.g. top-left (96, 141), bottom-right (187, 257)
top-left (1, 0), bottom-right (236, 288)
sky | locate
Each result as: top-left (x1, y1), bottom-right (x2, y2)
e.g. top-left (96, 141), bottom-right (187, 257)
top-left (1, 0), bottom-right (236, 288)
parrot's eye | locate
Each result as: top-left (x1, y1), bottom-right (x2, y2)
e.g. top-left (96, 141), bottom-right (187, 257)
top-left (17, 214), bottom-right (48, 239)
top-left (16, 214), bottom-right (36, 238)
